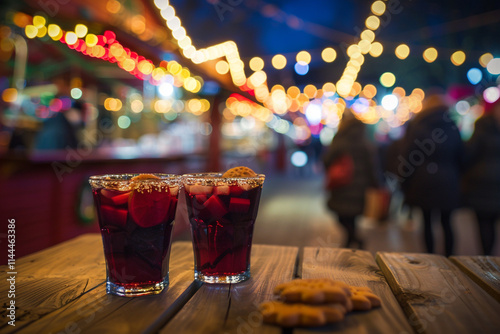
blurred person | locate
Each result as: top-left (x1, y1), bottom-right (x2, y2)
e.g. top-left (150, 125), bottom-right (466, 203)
top-left (462, 99), bottom-right (500, 255)
top-left (399, 95), bottom-right (463, 256)
top-left (322, 110), bottom-right (379, 248)
top-left (34, 99), bottom-right (86, 150)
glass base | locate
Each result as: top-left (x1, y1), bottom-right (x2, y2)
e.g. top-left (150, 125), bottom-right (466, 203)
top-left (106, 277), bottom-right (168, 297)
top-left (195, 270), bottom-right (250, 284)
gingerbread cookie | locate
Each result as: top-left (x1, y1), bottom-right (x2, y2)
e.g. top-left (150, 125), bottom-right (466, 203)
top-left (222, 166), bottom-right (257, 178)
top-left (349, 286), bottom-right (382, 311)
top-left (259, 301), bottom-right (346, 327)
top-left (131, 174), bottom-right (160, 181)
top-left (273, 278), bottom-right (352, 305)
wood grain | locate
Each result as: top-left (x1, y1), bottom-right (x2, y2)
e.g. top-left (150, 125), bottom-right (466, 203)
top-left (377, 252), bottom-right (500, 334)
top-left (296, 247), bottom-right (413, 334)
top-left (0, 233), bottom-right (106, 280)
top-left (11, 241), bottom-right (197, 334)
top-left (450, 256), bottom-right (500, 303)
top-left (159, 244), bottom-right (299, 334)
top-left (0, 234), bottom-right (105, 332)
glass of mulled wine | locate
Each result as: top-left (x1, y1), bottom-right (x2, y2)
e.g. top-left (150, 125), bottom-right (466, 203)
top-left (182, 172), bottom-right (265, 284)
top-left (89, 174), bottom-right (181, 297)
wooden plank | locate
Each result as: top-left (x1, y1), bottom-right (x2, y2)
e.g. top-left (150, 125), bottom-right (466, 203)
top-left (377, 252), bottom-right (500, 334)
top-left (450, 256), bottom-right (500, 303)
top-left (11, 242), bottom-right (197, 334)
top-left (0, 234), bottom-right (106, 332)
top-left (0, 233), bottom-right (105, 280)
top-left (295, 247), bottom-right (413, 334)
top-left (0, 278), bottom-right (103, 332)
top-left (159, 244), bottom-right (299, 334)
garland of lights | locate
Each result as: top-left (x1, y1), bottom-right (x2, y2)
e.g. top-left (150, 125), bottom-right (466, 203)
top-left (22, 15), bottom-right (204, 94)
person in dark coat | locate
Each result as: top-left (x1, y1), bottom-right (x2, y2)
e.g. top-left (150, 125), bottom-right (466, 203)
top-left (399, 95), bottom-right (464, 256)
top-left (322, 110), bottom-right (379, 248)
top-left (462, 100), bottom-right (500, 255)
top-left (34, 99), bottom-right (85, 150)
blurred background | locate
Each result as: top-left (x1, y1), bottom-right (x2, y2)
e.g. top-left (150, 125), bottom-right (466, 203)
top-left (1, 0), bottom-right (499, 261)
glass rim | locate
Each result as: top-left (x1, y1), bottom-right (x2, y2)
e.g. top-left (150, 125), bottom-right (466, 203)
top-left (89, 173), bottom-right (181, 189)
top-left (181, 172), bottom-right (265, 185)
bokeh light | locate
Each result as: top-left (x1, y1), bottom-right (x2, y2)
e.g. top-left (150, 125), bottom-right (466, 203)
top-left (249, 57), bottom-right (264, 71)
top-left (296, 51), bottom-right (311, 64)
top-left (369, 42), bottom-right (383, 57)
top-left (395, 44), bottom-right (410, 59)
top-left (117, 115), bottom-right (131, 129)
top-left (479, 53), bottom-right (493, 68)
top-left (294, 62), bottom-right (309, 75)
top-left (451, 51), bottom-right (466, 66)
top-left (272, 54), bottom-right (287, 69)
top-left (486, 58), bottom-right (500, 75)
top-left (321, 47), bottom-right (337, 63)
top-left (291, 151), bottom-right (308, 167)
top-left (467, 68), bottom-right (483, 85)
top-left (70, 88), bottom-right (82, 99)
top-left (382, 94), bottom-right (399, 110)
top-left (423, 47), bottom-right (438, 63)
top-left (483, 86), bottom-right (500, 103)
top-left (371, 1), bottom-right (386, 15)
top-left (380, 72), bottom-right (396, 87)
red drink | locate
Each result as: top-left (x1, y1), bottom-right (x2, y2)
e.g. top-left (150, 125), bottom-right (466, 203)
top-left (90, 174), bottom-right (180, 296)
top-left (183, 173), bottom-right (265, 283)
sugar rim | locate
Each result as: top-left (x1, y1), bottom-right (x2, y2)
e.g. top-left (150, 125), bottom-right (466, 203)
top-left (181, 172), bottom-right (265, 186)
top-left (89, 173), bottom-right (181, 190)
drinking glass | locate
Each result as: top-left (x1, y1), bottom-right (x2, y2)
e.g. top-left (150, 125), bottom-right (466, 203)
top-left (89, 174), bottom-right (180, 296)
top-left (182, 172), bottom-right (265, 283)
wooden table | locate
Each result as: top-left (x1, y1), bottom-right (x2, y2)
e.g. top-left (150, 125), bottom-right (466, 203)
top-left (1, 234), bottom-right (499, 334)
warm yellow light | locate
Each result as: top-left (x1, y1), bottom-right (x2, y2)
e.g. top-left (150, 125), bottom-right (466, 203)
top-left (479, 53), bottom-right (493, 68)
top-left (360, 29), bottom-right (375, 43)
top-left (65, 32), bottom-right (78, 45)
top-left (215, 60), bottom-right (229, 75)
top-left (24, 25), bottom-right (38, 39)
top-left (451, 51), bottom-right (466, 66)
top-left (249, 57), bottom-right (264, 71)
top-left (423, 47), bottom-right (438, 63)
top-left (2, 88), bottom-right (17, 103)
top-left (36, 26), bottom-right (47, 38)
top-left (296, 51), bottom-right (311, 64)
top-left (393, 86), bottom-right (406, 97)
top-left (200, 99), bottom-right (211, 112)
top-left (380, 72), bottom-right (396, 87)
top-left (304, 84), bottom-right (317, 99)
top-left (411, 88), bottom-right (425, 100)
top-left (131, 100), bottom-right (144, 113)
top-left (154, 100), bottom-right (171, 113)
top-left (122, 59), bottom-right (136, 72)
top-left (358, 40), bottom-right (371, 54)
top-left (188, 99), bottom-right (202, 113)
top-left (347, 45), bottom-right (361, 58)
top-left (351, 82), bottom-right (362, 96)
top-left (322, 82), bottom-right (336, 96)
top-left (371, 1), bottom-right (386, 16)
top-left (184, 77), bottom-right (197, 91)
top-left (33, 16), bottom-right (46, 28)
top-left (287, 86), bottom-right (300, 99)
top-left (321, 47), bottom-right (337, 63)
top-left (178, 36), bottom-right (192, 49)
top-left (395, 44), bottom-right (410, 59)
top-left (75, 24), bottom-right (88, 38)
top-left (85, 34), bottom-right (98, 47)
top-left (272, 54), bottom-right (287, 69)
top-left (369, 42), bottom-right (383, 57)
top-left (106, 0), bottom-right (122, 14)
top-left (362, 84), bottom-right (377, 99)
top-left (365, 16), bottom-right (380, 30)
top-left (48, 24), bottom-right (61, 38)
top-left (249, 71), bottom-right (267, 87)
top-left (138, 60), bottom-right (153, 75)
